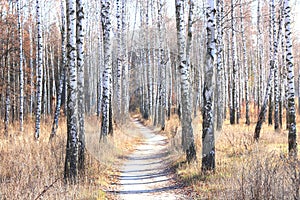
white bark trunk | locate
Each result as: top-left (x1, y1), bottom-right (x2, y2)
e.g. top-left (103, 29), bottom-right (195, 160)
top-left (100, 0), bottom-right (113, 139)
top-left (175, 0), bottom-right (196, 162)
top-left (76, 0), bottom-right (85, 171)
top-left (65, 0), bottom-right (79, 182)
top-left (35, 0), bottom-right (43, 139)
top-left (116, 0), bottom-right (122, 122)
top-left (202, 0), bottom-right (216, 172)
top-left (284, 0), bottom-right (297, 155)
top-left (17, 0), bottom-right (24, 132)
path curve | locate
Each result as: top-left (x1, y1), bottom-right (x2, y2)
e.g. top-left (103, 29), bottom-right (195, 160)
top-left (116, 119), bottom-right (187, 200)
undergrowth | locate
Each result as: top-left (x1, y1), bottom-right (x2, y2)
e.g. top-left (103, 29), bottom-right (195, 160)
top-left (0, 115), bottom-right (141, 199)
top-left (164, 109), bottom-right (300, 199)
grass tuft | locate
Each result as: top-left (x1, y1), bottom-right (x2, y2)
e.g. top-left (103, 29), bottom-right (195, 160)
top-left (164, 108), bottom-right (300, 199)
top-left (0, 116), bottom-right (142, 199)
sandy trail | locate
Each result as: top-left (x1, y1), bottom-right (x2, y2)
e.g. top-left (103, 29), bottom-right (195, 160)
top-left (116, 119), bottom-right (187, 200)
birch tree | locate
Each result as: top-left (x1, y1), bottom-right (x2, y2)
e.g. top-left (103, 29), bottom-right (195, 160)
top-left (4, 52), bottom-right (11, 136)
top-left (254, 1), bottom-right (281, 140)
top-left (29, 17), bottom-right (34, 117)
top-left (272, 0), bottom-right (279, 130)
top-left (216, 0), bottom-right (224, 130)
top-left (64, 0), bottom-right (79, 182)
top-left (121, 0), bottom-right (129, 119)
top-left (100, 0), bottom-right (113, 139)
top-left (175, 0), bottom-right (196, 163)
top-left (230, 0), bottom-right (237, 125)
top-left (35, 0), bottom-right (43, 139)
top-left (239, 0), bottom-right (250, 125)
top-left (115, 0), bottom-right (122, 122)
top-left (158, 0), bottom-right (166, 130)
top-left (257, 0), bottom-right (263, 110)
top-left (97, 5), bottom-right (103, 118)
top-left (77, 0), bottom-right (85, 171)
top-left (17, 0), bottom-right (24, 132)
top-left (283, 0), bottom-right (297, 155)
top-left (268, 0), bottom-right (273, 126)
top-left (50, 0), bottom-right (67, 140)
top-left (202, 0), bottom-right (215, 172)
top-left (146, 0), bottom-right (152, 120)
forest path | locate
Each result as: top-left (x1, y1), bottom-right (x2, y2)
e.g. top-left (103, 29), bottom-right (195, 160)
top-left (115, 119), bottom-right (187, 200)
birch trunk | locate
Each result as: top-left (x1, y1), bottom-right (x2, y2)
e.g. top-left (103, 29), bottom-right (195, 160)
top-left (273, 0), bottom-right (279, 130)
top-left (17, 0), bottom-right (24, 132)
top-left (158, 0), bottom-right (166, 130)
top-left (257, 0), bottom-right (263, 110)
top-left (175, 0), bottom-right (196, 163)
top-left (35, 0), bottom-right (43, 139)
top-left (230, 0), bottom-right (237, 125)
top-left (216, 0), bottom-right (224, 130)
top-left (77, 0), bottom-right (85, 171)
top-left (121, 0), bottom-right (129, 119)
top-left (100, 0), bottom-right (113, 139)
top-left (116, 0), bottom-right (122, 122)
top-left (239, 0), bottom-right (250, 125)
top-left (254, 7), bottom-right (281, 140)
top-left (146, 0), bottom-right (152, 120)
top-left (268, 1), bottom-right (273, 126)
top-left (4, 52), bottom-right (10, 136)
top-left (50, 0), bottom-right (67, 140)
top-left (97, 28), bottom-right (103, 117)
top-left (202, 0), bottom-right (216, 172)
top-left (283, 0), bottom-right (297, 156)
top-left (64, 0), bottom-right (79, 182)
top-left (29, 23), bottom-right (34, 117)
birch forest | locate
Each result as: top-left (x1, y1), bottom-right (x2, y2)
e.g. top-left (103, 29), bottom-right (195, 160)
top-left (0, 0), bottom-right (300, 199)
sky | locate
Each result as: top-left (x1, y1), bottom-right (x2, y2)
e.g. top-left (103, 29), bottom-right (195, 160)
top-left (293, 0), bottom-right (300, 33)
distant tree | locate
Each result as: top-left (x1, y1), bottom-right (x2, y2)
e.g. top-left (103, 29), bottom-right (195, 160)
top-left (272, 0), bottom-right (279, 131)
top-left (146, 0), bottom-right (152, 121)
top-left (35, 0), bottom-right (43, 139)
top-left (268, 0), bottom-right (273, 126)
top-left (254, 0), bottom-right (281, 141)
top-left (239, 0), bottom-right (250, 126)
top-left (28, 14), bottom-right (34, 117)
top-left (4, 45), bottom-right (11, 137)
top-left (115, 0), bottom-right (122, 122)
top-left (50, 0), bottom-right (67, 140)
top-left (121, 0), bottom-right (129, 120)
top-left (100, 0), bottom-right (113, 139)
top-left (216, 0), bottom-right (224, 130)
top-left (257, 0), bottom-right (263, 111)
top-left (158, 0), bottom-right (166, 130)
top-left (230, 0), bottom-right (237, 125)
top-left (17, 0), bottom-right (24, 132)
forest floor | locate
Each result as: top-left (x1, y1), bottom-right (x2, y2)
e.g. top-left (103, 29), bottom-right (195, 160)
top-left (109, 119), bottom-right (190, 200)
top-left (0, 112), bottom-right (299, 199)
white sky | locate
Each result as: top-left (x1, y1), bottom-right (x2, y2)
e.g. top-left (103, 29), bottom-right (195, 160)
top-left (293, 0), bottom-right (300, 33)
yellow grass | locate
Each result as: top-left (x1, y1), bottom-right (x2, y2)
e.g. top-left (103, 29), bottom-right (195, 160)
top-left (0, 115), bottom-right (142, 200)
top-left (165, 108), bottom-right (300, 199)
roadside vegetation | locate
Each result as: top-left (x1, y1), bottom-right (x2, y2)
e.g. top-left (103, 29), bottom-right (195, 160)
top-left (0, 116), bottom-right (141, 199)
top-left (164, 107), bottom-right (300, 199)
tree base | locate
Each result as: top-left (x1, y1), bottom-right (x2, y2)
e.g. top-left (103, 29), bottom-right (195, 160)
top-left (186, 143), bottom-right (197, 163)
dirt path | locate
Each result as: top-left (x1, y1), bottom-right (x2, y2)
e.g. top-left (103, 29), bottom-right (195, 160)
top-left (115, 119), bottom-right (187, 200)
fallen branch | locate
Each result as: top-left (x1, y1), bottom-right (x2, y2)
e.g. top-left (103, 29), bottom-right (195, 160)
top-left (34, 177), bottom-right (61, 200)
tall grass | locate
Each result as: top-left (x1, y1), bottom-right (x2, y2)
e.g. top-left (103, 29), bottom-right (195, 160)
top-left (0, 116), bottom-right (141, 199)
top-left (164, 109), bottom-right (300, 199)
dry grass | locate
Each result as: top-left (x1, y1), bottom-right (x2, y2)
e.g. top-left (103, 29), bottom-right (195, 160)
top-left (165, 109), bottom-right (300, 199)
top-left (0, 116), bottom-right (142, 200)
